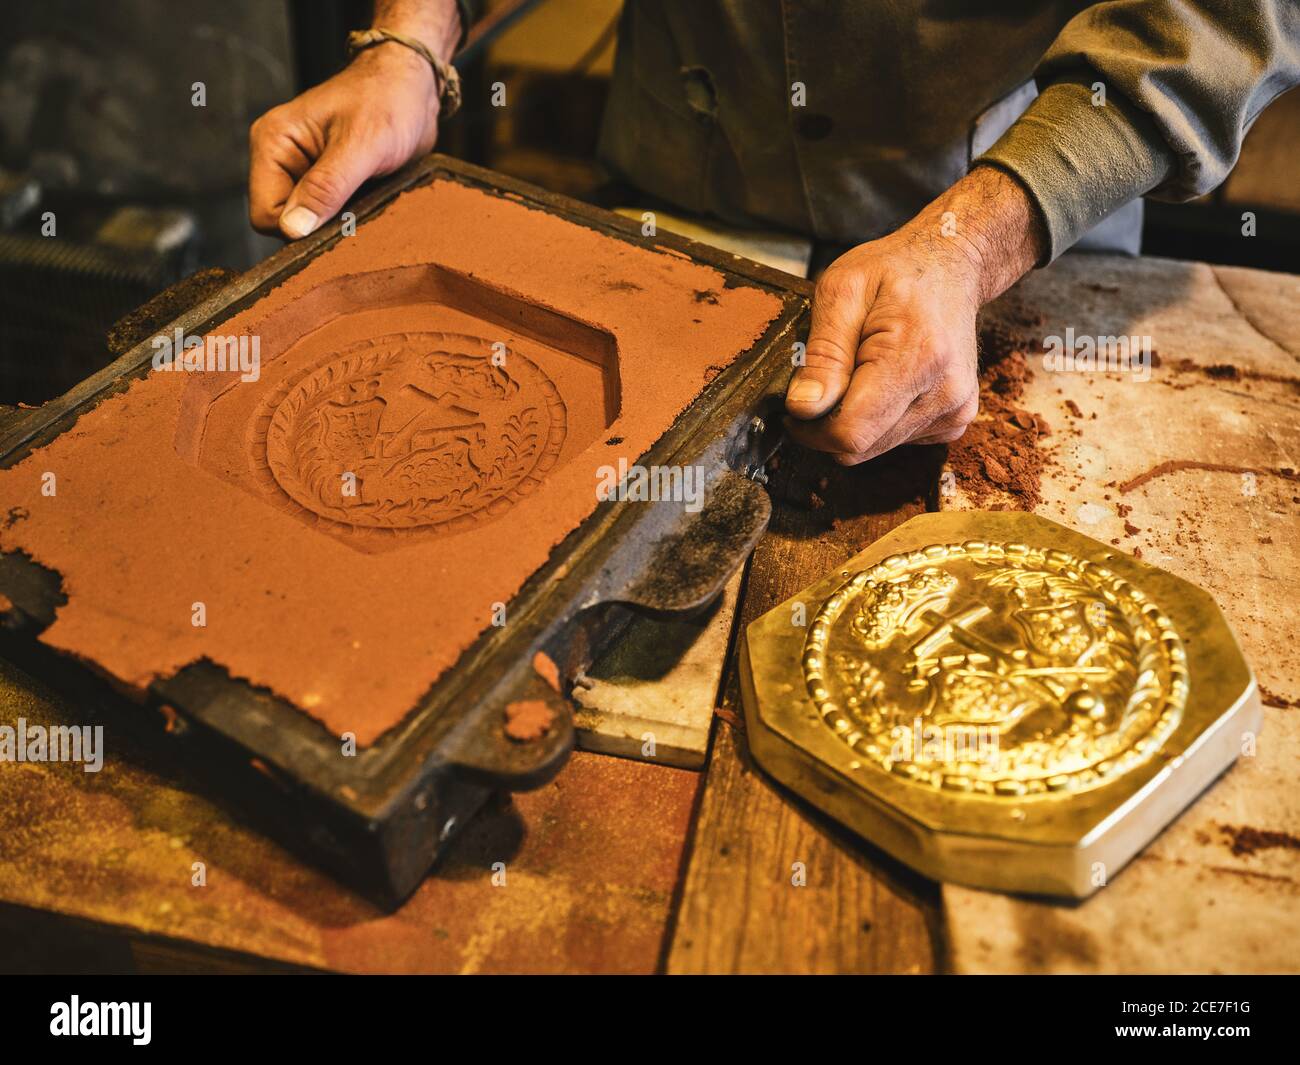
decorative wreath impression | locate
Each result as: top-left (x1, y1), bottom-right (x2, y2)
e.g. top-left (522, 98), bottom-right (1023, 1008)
top-left (252, 332), bottom-right (567, 534)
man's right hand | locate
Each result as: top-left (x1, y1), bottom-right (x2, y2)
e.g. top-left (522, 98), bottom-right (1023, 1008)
top-left (249, 8), bottom-right (457, 240)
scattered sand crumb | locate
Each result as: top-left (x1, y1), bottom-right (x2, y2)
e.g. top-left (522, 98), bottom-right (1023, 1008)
top-left (946, 300), bottom-right (1051, 510)
top-left (1219, 824), bottom-right (1300, 858)
top-left (532, 651), bottom-right (562, 693)
top-left (505, 699), bottom-right (555, 743)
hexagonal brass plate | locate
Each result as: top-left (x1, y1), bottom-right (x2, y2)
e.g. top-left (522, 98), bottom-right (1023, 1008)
top-left (740, 512), bottom-right (1261, 898)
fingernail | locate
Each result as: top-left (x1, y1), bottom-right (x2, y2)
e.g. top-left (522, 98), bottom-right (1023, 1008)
top-left (787, 378), bottom-right (824, 407)
top-left (280, 206), bottom-right (319, 239)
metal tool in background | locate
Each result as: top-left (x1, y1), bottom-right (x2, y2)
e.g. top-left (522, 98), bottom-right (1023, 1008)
top-left (0, 165), bottom-right (202, 405)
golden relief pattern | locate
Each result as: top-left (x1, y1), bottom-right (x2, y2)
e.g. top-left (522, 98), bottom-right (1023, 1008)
top-left (802, 541), bottom-right (1188, 796)
top-left (255, 332), bottom-right (566, 533)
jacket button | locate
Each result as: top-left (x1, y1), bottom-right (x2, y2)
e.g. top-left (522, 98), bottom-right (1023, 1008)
top-left (796, 113), bottom-right (834, 140)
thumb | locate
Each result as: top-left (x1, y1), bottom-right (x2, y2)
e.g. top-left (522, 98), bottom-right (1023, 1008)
top-left (786, 270), bottom-right (867, 419)
top-left (279, 134), bottom-right (378, 239)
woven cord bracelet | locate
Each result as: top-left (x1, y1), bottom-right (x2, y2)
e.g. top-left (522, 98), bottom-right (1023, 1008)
top-left (346, 28), bottom-right (462, 119)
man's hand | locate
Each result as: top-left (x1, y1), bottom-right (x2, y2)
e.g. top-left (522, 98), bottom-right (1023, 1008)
top-left (248, 1), bottom-right (460, 240)
top-left (784, 165), bottom-right (1047, 463)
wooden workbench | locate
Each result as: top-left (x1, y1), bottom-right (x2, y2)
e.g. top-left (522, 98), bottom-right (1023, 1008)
top-left (0, 250), bottom-right (1295, 974)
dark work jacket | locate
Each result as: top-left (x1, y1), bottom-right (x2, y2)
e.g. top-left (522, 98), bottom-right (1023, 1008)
top-left (589, 1), bottom-right (1300, 260)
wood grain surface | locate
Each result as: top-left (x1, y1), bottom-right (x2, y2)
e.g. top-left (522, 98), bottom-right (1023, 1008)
top-left (665, 442), bottom-right (946, 974)
top-left (942, 255), bottom-right (1300, 974)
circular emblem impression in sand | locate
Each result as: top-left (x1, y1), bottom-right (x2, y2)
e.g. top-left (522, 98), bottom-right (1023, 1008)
top-left (261, 332), bottom-right (566, 532)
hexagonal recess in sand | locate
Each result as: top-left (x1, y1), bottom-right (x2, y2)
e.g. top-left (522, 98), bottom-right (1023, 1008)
top-left (176, 264), bottom-right (620, 553)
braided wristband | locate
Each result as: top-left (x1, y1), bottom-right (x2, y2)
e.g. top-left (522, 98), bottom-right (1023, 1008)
top-left (347, 27), bottom-right (462, 119)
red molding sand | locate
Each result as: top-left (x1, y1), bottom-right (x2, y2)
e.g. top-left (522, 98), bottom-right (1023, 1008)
top-left (0, 180), bottom-right (781, 745)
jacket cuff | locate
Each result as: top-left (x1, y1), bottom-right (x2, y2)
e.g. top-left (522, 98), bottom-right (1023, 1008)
top-left (976, 80), bottom-right (1175, 263)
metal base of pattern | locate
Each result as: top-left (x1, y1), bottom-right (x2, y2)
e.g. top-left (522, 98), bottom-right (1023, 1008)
top-left (740, 511), bottom-right (1261, 898)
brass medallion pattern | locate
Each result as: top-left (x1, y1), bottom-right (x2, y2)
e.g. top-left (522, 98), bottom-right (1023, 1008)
top-left (802, 540), bottom-right (1188, 796)
top-left (255, 332), bottom-right (566, 533)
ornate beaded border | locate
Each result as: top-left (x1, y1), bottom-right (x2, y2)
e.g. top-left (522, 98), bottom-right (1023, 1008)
top-left (800, 540), bottom-right (1189, 797)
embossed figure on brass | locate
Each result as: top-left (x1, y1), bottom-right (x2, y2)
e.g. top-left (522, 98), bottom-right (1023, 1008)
top-left (741, 512), bottom-right (1260, 898)
top-left (253, 332), bottom-right (567, 533)
top-left (804, 541), bottom-right (1185, 797)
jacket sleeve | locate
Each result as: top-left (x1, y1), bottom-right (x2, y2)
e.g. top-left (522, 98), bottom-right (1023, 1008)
top-left (454, 0), bottom-right (485, 50)
top-left (977, 0), bottom-right (1300, 261)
